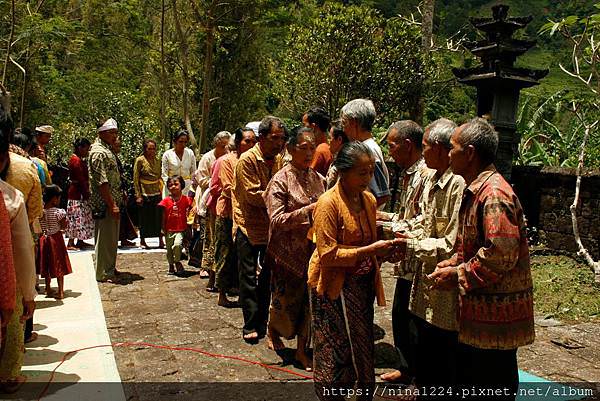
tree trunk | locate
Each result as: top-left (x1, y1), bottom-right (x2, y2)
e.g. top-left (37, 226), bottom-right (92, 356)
top-left (414, 0), bottom-right (435, 125)
top-left (2, 0), bottom-right (16, 85)
top-left (159, 0), bottom-right (167, 140)
top-left (199, 1), bottom-right (217, 153)
top-left (171, 0), bottom-right (197, 147)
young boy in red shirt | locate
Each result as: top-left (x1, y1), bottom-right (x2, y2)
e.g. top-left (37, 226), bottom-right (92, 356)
top-left (159, 175), bottom-right (192, 275)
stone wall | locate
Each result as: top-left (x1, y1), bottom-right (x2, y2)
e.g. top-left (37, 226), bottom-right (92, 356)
top-left (386, 162), bottom-right (600, 258)
top-left (512, 165), bottom-right (600, 258)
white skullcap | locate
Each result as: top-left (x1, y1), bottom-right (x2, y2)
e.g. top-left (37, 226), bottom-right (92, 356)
top-left (35, 125), bottom-right (54, 134)
top-left (246, 121), bottom-right (260, 136)
top-left (97, 118), bottom-right (118, 133)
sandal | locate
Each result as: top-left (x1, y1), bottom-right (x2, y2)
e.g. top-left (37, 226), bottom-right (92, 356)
top-left (25, 332), bottom-right (38, 344)
top-left (243, 332), bottom-right (259, 345)
top-left (0, 375), bottom-right (27, 394)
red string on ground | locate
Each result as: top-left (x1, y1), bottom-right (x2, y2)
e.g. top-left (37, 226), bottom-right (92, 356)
top-left (38, 342), bottom-right (402, 401)
top-left (37, 341), bottom-right (313, 401)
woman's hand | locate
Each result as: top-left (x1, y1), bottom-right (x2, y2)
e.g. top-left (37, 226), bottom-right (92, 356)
top-left (136, 197), bottom-right (143, 205)
top-left (367, 238), bottom-right (404, 257)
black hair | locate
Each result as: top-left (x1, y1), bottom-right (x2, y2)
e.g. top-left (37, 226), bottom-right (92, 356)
top-left (13, 132), bottom-right (33, 151)
top-left (167, 175), bottom-right (186, 190)
top-left (305, 107), bottom-right (331, 133)
top-left (142, 138), bottom-right (157, 152)
top-left (287, 126), bottom-right (314, 147)
top-left (333, 141), bottom-right (374, 172)
top-left (257, 116), bottom-right (284, 138)
top-left (172, 129), bottom-right (189, 145)
top-left (73, 137), bottom-right (91, 150)
top-left (234, 127), bottom-right (256, 148)
top-left (43, 184), bottom-right (63, 204)
top-left (0, 95), bottom-right (13, 152)
top-left (330, 119), bottom-right (349, 144)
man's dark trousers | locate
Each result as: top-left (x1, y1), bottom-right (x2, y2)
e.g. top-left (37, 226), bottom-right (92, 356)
top-left (236, 228), bottom-right (270, 338)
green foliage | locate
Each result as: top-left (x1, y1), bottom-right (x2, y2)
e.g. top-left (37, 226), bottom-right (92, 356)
top-left (532, 254), bottom-right (600, 322)
top-left (517, 93), bottom-right (600, 168)
top-left (271, 2), bottom-right (423, 125)
top-left (518, 3), bottom-right (600, 169)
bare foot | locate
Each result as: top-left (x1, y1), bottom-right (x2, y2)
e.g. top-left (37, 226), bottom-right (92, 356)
top-left (66, 246), bottom-right (78, 251)
top-left (267, 329), bottom-right (285, 351)
top-left (54, 291), bottom-right (65, 300)
top-left (218, 292), bottom-right (239, 308)
top-left (45, 289), bottom-right (56, 298)
top-left (380, 370), bottom-right (411, 383)
top-left (295, 351), bottom-right (313, 371)
top-left (175, 262), bottom-right (185, 273)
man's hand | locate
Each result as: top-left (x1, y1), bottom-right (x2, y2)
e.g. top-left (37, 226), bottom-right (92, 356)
top-left (0, 308), bottom-right (14, 327)
top-left (428, 265), bottom-right (458, 290)
top-left (21, 299), bottom-right (35, 323)
top-left (436, 257), bottom-right (457, 270)
top-left (110, 205), bottom-right (120, 220)
top-left (136, 197), bottom-right (143, 205)
top-left (376, 210), bottom-right (393, 222)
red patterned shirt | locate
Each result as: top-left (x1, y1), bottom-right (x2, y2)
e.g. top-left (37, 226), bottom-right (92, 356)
top-left (455, 165), bottom-right (534, 350)
top-left (159, 195), bottom-right (191, 233)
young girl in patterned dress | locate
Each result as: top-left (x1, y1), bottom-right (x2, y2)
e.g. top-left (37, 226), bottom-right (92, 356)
top-left (38, 185), bottom-right (72, 299)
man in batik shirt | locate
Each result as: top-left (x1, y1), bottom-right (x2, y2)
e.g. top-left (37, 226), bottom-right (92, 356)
top-left (431, 117), bottom-right (534, 400)
top-left (378, 120), bottom-right (431, 383)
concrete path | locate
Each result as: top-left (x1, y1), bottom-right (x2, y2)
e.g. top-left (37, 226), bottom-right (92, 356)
top-left (15, 252), bottom-right (125, 401)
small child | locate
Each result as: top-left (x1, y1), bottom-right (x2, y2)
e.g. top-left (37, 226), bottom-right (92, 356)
top-left (38, 185), bottom-right (73, 299)
top-left (159, 175), bottom-right (192, 275)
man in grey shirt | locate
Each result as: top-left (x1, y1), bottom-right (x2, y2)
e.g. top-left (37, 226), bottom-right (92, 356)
top-left (340, 99), bottom-right (390, 207)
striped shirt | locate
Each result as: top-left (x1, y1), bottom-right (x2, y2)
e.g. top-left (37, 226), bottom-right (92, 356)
top-left (40, 207), bottom-right (67, 236)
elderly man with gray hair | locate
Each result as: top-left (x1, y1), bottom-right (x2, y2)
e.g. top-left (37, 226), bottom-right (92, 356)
top-left (191, 131), bottom-right (231, 284)
top-left (393, 118), bottom-right (466, 391)
top-left (340, 99), bottom-right (390, 207)
top-left (379, 119), bottom-right (430, 384)
top-left (430, 117), bottom-right (534, 400)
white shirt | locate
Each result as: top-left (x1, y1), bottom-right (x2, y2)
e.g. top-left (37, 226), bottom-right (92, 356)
top-left (161, 148), bottom-right (197, 196)
top-left (362, 137), bottom-right (390, 186)
top-left (193, 149), bottom-right (216, 195)
top-left (0, 180), bottom-right (37, 302)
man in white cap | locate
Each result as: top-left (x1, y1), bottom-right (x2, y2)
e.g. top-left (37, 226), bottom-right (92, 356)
top-left (34, 125), bottom-right (53, 162)
top-left (89, 118), bottom-right (122, 282)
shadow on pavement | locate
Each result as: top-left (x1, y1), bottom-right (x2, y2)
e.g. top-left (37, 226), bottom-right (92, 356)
top-left (25, 333), bottom-right (59, 348)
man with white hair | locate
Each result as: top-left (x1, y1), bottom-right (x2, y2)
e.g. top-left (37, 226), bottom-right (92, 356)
top-left (395, 118), bottom-right (465, 390)
top-left (193, 131), bottom-right (231, 285)
top-left (89, 118), bottom-right (122, 283)
top-left (189, 131), bottom-right (231, 276)
top-left (340, 99), bottom-right (390, 207)
top-left (378, 119), bottom-right (430, 384)
top-left (430, 117), bottom-right (534, 400)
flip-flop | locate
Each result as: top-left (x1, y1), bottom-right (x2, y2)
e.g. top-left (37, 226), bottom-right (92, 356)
top-left (243, 332), bottom-right (259, 345)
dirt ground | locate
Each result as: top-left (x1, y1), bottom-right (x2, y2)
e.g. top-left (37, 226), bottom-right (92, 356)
top-left (98, 253), bottom-right (600, 400)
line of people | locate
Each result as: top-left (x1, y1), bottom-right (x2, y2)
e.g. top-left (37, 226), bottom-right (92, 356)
top-left (0, 112), bottom-right (75, 392)
top-left (147, 98), bottom-right (534, 401)
top-left (0, 95), bottom-right (536, 399)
